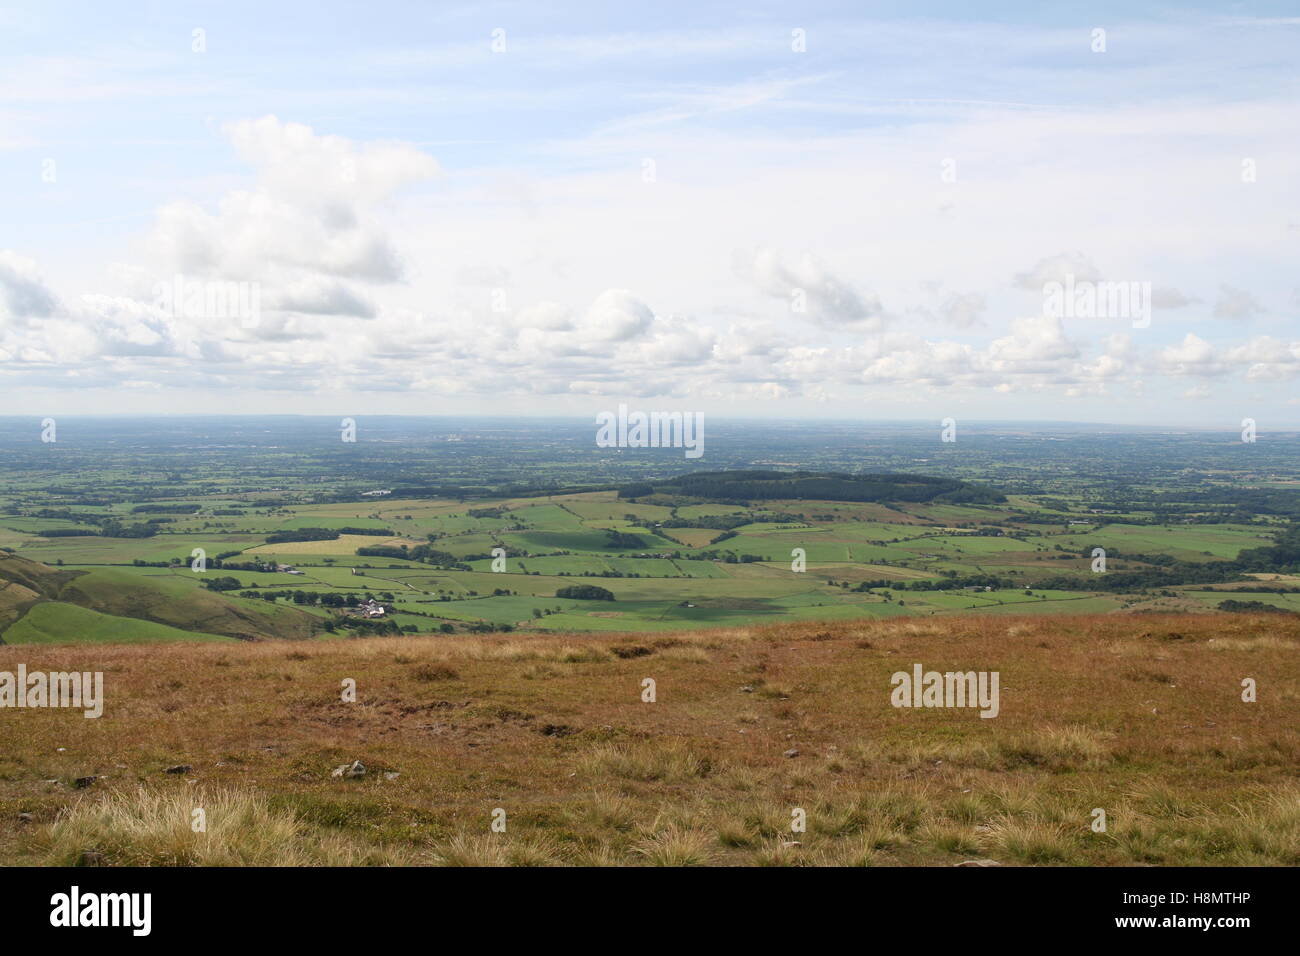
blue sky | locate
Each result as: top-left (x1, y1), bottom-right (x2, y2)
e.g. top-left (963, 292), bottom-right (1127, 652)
top-left (1, 1), bottom-right (1298, 425)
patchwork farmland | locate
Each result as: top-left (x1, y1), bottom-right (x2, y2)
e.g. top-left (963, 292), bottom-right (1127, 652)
top-left (1, 478), bottom-right (1293, 644)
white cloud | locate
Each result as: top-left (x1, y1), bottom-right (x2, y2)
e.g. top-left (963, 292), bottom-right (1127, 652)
top-left (0, 250), bottom-right (60, 321)
top-left (738, 247), bottom-right (884, 330)
top-left (3, 17), bottom-right (1297, 422)
top-left (1013, 252), bottom-right (1100, 291)
top-left (272, 277), bottom-right (376, 318)
top-left (1213, 284), bottom-right (1264, 320)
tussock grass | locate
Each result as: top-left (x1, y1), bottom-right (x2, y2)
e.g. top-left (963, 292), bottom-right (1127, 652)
top-left (37, 787), bottom-right (409, 866)
top-left (632, 825), bottom-right (715, 866)
top-left (919, 822), bottom-right (981, 856)
top-left (577, 741), bottom-right (716, 783)
top-left (980, 817), bottom-right (1077, 864)
top-left (433, 834), bottom-right (508, 867)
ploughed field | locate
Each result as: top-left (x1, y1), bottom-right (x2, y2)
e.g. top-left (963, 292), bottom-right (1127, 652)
top-left (1, 612), bottom-right (1296, 866)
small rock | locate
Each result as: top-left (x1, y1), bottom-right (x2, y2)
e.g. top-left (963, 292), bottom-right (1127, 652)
top-left (331, 760), bottom-right (366, 779)
top-left (783, 748), bottom-right (800, 758)
top-left (955, 859), bottom-right (1002, 867)
top-left (17, 812), bottom-right (33, 823)
top-left (383, 771), bottom-right (400, 781)
top-left (78, 850), bottom-right (104, 867)
top-left (782, 841), bottom-right (802, 848)
top-left (73, 776), bottom-right (98, 789)
top-left (740, 686), bottom-right (754, 693)
top-left (163, 764), bottom-right (191, 775)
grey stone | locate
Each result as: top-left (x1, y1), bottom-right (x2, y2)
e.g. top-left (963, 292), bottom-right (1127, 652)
top-left (331, 760), bottom-right (366, 779)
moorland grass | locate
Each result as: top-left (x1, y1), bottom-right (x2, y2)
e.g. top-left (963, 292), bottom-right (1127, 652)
top-left (1, 612), bottom-right (1296, 866)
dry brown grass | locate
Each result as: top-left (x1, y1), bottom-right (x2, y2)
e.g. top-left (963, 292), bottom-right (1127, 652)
top-left (1, 612), bottom-right (1297, 866)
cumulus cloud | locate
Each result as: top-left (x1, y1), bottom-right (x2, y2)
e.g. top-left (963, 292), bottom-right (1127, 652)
top-left (146, 116), bottom-right (437, 292)
top-left (226, 115), bottom-right (439, 206)
top-left (1213, 284), bottom-right (1264, 320)
top-left (738, 247), bottom-right (884, 329)
top-left (937, 291), bottom-right (986, 328)
top-left (271, 277), bottom-right (376, 318)
top-left (908, 286), bottom-right (986, 329)
top-left (1154, 333), bottom-right (1300, 381)
top-left (0, 250), bottom-right (60, 322)
top-left (1158, 333), bottom-right (1228, 375)
top-left (986, 316), bottom-right (1079, 367)
top-left (1150, 287), bottom-right (1196, 309)
top-left (579, 289), bottom-right (654, 342)
top-left (1012, 252), bottom-right (1101, 291)
top-left (1225, 336), bottom-right (1300, 381)
top-left (3, 102), bottom-right (1294, 412)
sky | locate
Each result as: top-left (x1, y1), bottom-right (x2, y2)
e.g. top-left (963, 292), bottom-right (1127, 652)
top-left (1, 1), bottom-right (1298, 425)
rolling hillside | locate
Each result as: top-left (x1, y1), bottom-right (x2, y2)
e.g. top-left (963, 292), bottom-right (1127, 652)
top-left (4, 602), bottom-right (230, 644)
top-left (0, 552), bottom-right (320, 644)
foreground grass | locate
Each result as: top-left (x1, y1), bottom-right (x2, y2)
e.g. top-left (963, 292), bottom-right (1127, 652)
top-left (36, 787), bottom-right (411, 866)
top-left (1, 613), bottom-right (1297, 866)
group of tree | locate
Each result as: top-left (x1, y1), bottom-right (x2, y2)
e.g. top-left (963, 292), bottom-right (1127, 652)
top-left (354, 543), bottom-right (460, 565)
top-left (621, 471), bottom-right (1005, 505)
top-left (555, 584), bottom-right (615, 601)
top-left (264, 527), bottom-right (341, 544)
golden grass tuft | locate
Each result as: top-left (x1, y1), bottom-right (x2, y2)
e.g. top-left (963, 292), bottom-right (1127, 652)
top-left (577, 741), bottom-right (716, 783)
top-left (632, 825), bottom-right (716, 866)
top-left (37, 787), bottom-right (409, 866)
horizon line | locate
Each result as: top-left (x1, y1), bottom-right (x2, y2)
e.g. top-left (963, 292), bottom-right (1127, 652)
top-left (0, 413), bottom-right (1297, 432)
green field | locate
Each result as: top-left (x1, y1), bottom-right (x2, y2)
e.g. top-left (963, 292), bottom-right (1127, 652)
top-left (2, 462), bottom-right (1295, 642)
top-left (4, 601), bottom-right (231, 644)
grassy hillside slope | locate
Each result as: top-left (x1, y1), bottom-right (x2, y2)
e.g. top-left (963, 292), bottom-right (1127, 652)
top-left (0, 551), bottom-right (81, 596)
top-left (4, 601), bottom-right (232, 644)
top-left (1, 612), bottom-right (1296, 866)
top-left (0, 553), bottom-right (321, 643)
top-left (56, 568), bottom-right (310, 640)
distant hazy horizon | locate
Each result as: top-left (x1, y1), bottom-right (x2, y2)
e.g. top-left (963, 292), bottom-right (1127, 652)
top-left (0, 414), bottom-right (1297, 433)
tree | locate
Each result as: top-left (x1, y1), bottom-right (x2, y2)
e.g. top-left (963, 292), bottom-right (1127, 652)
top-left (556, 584), bottom-right (615, 601)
